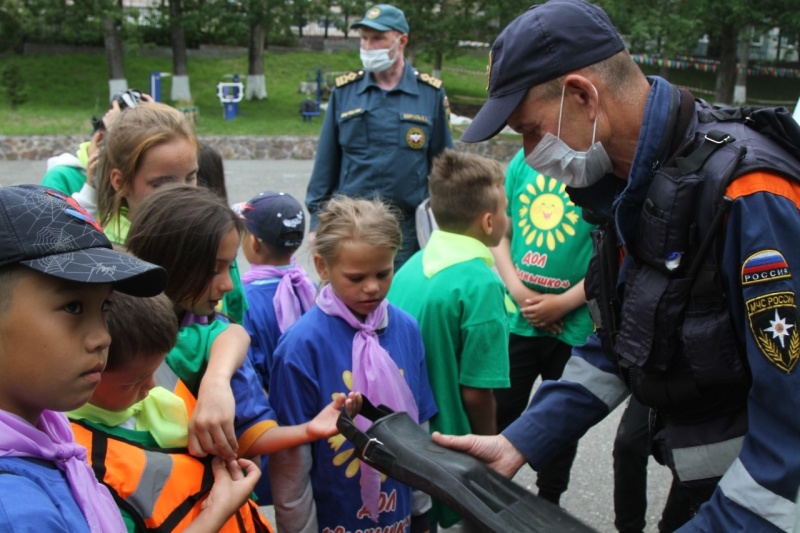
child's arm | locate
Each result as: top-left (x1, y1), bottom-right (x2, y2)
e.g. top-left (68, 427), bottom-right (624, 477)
top-left (491, 234), bottom-right (542, 306)
top-left (520, 279), bottom-right (587, 333)
top-left (190, 323), bottom-right (250, 461)
top-left (493, 231), bottom-right (586, 335)
top-left (242, 392), bottom-right (348, 457)
top-left (461, 385), bottom-right (498, 435)
top-left (183, 457), bottom-right (261, 533)
top-left (270, 444), bottom-right (318, 531)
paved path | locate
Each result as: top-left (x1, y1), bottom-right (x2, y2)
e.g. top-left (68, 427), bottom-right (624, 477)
top-left (1, 159), bottom-right (673, 532)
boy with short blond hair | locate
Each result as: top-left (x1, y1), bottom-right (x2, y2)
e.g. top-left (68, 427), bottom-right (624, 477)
top-left (425, 149), bottom-right (507, 233)
top-left (0, 184), bottom-right (167, 531)
top-left (388, 149), bottom-right (512, 529)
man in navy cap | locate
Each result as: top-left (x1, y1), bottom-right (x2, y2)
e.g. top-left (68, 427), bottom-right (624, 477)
top-left (432, 1), bottom-right (800, 531)
top-left (305, 3), bottom-right (453, 269)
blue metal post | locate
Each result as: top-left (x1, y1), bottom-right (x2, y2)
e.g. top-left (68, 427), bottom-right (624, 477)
top-left (316, 69), bottom-right (322, 109)
top-left (232, 74), bottom-right (240, 117)
top-left (150, 72), bottom-right (161, 102)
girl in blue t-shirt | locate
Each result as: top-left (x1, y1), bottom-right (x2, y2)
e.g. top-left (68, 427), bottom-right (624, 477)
top-left (269, 195), bottom-right (438, 533)
top-left (124, 185), bottom-right (348, 463)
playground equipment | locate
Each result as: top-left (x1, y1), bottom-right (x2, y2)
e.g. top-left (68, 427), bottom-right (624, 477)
top-left (149, 71), bottom-right (171, 102)
top-left (217, 74), bottom-right (245, 120)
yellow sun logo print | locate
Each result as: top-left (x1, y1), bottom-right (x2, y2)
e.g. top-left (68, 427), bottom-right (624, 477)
top-left (518, 172), bottom-right (580, 251)
top-left (329, 370), bottom-right (387, 481)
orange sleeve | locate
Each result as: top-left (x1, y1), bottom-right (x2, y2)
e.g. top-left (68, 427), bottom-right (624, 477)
top-left (238, 419), bottom-right (279, 457)
top-left (726, 171), bottom-right (800, 208)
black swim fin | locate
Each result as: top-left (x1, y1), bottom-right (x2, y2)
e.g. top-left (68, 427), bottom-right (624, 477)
top-left (337, 396), bottom-right (597, 533)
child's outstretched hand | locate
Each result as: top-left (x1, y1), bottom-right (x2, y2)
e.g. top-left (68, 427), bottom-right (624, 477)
top-left (306, 391), bottom-right (360, 440)
top-left (190, 376), bottom-right (238, 461)
top-left (187, 457), bottom-right (261, 532)
top-left (345, 391), bottom-right (363, 419)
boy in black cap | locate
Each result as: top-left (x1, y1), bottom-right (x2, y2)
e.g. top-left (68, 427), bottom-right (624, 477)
top-left (435, 1), bottom-right (800, 531)
top-left (234, 191), bottom-right (316, 503)
top-left (235, 190), bottom-right (315, 392)
top-left (0, 184), bottom-right (167, 530)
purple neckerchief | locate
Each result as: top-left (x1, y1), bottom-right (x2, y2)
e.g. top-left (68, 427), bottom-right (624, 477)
top-left (180, 312), bottom-right (210, 327)
top-left (316, 284), bottom-right (419, 522)
top-left (241, 262), bottom-right (316, 333)
top-left (0, 409), bottom-right (125, 532)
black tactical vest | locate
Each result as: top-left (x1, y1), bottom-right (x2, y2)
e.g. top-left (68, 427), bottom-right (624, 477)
top-left (584, 101), bottom-right (800, 420)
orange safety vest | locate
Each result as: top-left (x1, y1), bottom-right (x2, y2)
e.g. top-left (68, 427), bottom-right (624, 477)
top-left (71, 373), bottom-right (273, 533)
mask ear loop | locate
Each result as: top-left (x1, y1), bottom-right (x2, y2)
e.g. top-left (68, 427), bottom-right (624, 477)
top-left (559, 83), bottom-right (601, 144)
top-left (389, 35), bottom-right (402, 60)
top-left (556, 84), bottom-right (566, 139)
top-left (590, 84), bottom-right (599, 145)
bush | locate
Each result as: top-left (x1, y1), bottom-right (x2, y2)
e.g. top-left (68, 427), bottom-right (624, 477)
top-left (1, 64), bottom-right (28, 109)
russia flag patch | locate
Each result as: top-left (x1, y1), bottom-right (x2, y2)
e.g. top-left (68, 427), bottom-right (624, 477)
top-left (742, 249), bottom-right (791, 285)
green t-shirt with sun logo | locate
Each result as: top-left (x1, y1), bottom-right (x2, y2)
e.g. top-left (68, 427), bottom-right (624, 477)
top-left (505, 149), bottom-right (596, 347)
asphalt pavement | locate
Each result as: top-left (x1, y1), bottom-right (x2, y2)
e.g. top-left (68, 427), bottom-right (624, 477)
top-left (0, 158), bottom-right (673, 532)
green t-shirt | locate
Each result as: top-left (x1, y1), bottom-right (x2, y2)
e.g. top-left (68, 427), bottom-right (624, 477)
top-left (388, 230), bottom-right (511, 528)
top-left (166, 320), bottom-right (228, 395)
top-left (41, 143), bottom-right (89, 196)
top-left (222, 259), bottom-right (248, 324)
top-left (505, 149), bottom-right (596, 347)
top-left (104, 209), bottom-right (131, 246)
top-left (41, 164), bottom-right (86, 196)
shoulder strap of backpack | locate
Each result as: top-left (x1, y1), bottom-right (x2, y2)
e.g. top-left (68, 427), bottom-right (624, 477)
top-left (698, 105), bottom-right (800, 162)
top-left (675, 129), bottom-right (735, 174)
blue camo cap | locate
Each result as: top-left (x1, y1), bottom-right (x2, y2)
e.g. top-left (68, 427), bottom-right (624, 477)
top-left (351, 4), bottom-right (409, 34)
top-left (461, 0), bottom-right (626, 143)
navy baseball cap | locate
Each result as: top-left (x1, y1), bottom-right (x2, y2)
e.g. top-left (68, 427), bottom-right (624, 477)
top-left (351, 4), bottom-right (409, 34)
top-left (0, 185), bottom-right (167, 297)
top-left (461, 0), bottom-right (626, 143)
top-left (233, 191), bottom-right (306, 248)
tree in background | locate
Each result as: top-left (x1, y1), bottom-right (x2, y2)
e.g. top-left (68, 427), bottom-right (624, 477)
top-left (0, 0), bottom-right (36, 53)
top-left (1, 63), bottom-right (28, 109)
top-left (694, 0), bottom-right (799, 104)
top-left (3, 0), bottom-right (798, 109)
top-left (601, 0), bottom-right (799, 104)
top-left (246, 0), bottom-right (269, 100)
top-left (401, 0), bottom-right (467, 78)
top-left (98, 0), bottom-right (129, 100)
top-left (599, 0), bottom-right (703, 79)
top-left (335, 0), bottom-right (367, 38)
top-left (472, 0), bottom-right (534, 41)
top-left (700, 0), bottom-right (759, 104)
top-left (169, 0), bottom-right (192, 102)
top-left (25, 0), bottom-right (131, 100)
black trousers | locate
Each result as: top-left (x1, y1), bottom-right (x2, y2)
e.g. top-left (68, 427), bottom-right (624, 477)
top-left (395, 212), bottom-right (420, 271)
top-left (494, 334), bottom-right (577, 505)
top-left (613, 396), bottom-right (693, 533)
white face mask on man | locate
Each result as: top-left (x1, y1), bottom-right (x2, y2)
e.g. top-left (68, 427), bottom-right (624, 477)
top-left (360, 36), bottom-right (401, 73)
top-left (525, 84), bottom-right (613, 188)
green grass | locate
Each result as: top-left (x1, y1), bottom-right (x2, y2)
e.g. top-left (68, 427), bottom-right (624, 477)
top-left (0, 50), bottom-right (491, 136)
top-left (0, 49), bottom-right (798, 135)
top-left (0, 50), bottom-right (361, 135)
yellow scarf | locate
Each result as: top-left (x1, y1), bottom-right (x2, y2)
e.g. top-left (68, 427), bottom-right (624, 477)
top-left (68, 387), bottom-right (188, 448)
